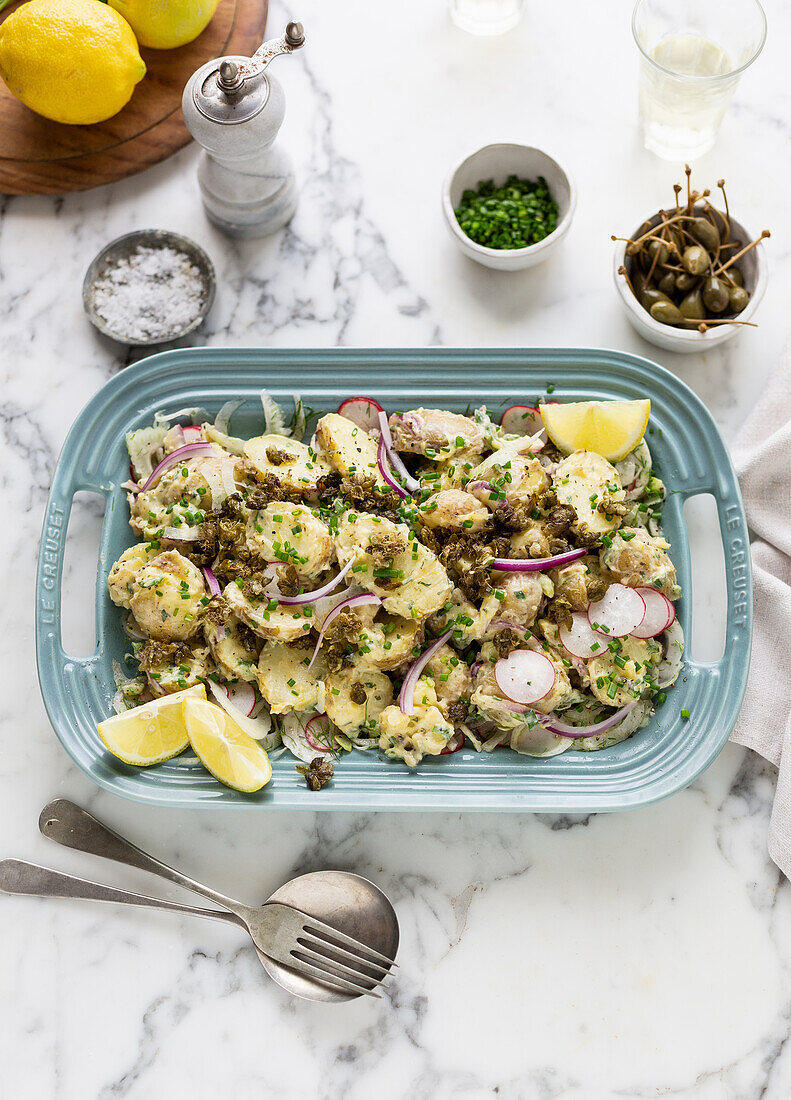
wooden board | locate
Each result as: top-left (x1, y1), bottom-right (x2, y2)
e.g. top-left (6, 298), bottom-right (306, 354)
top-left (0, 0), bottom-right (268, 195)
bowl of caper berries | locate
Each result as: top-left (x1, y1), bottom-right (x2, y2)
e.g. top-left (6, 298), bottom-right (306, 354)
top-left (612, 167), bottom-right (769, 353)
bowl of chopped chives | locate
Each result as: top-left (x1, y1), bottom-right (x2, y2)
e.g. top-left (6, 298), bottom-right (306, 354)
top-left (442, 143), bottom-right (576, 270)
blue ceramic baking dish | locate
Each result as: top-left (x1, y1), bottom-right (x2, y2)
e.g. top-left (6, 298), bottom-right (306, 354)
top-left (35, 348), bottom-right (751, 811)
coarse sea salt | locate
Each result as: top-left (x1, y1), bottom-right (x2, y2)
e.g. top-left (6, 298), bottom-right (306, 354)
top-left (92, 244), bottom-right (207, 342)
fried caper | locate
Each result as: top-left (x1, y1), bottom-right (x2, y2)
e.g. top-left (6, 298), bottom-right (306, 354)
top-left (682, 245), bottom-right (709, 276)
top-left (702, 275), bottom-right (729, 313)
top-left (650, 300), bottom-right (683, 325)
top-left (691, 217), bottom-right (721, 253)
top-left (679, 288), bottom-right (706, 320)
top-left (729, 285), bottom-right (750, 313)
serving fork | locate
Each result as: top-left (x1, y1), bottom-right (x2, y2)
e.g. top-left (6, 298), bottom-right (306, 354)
top-left (0, 799), bottom-right (395, 999)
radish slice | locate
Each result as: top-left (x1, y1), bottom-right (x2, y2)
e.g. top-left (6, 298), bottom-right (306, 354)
top-left (663, 597), bottom-right (677, 629)
top-left (587, 585), bottom-right (646, 637)
top-left (305, 714), bottom-right (335, 753)
top-left (337, 395), bottom-right (385, 432)
top-left (500, 405), bottom-right (545, 437)
top-left (207, 680), bottom-right (272, 741)
top-left (224, 681), bottom-right (256, 717)
top-left (630, 588), bottom-right (673, 638)
top-left (440, 731), bottom-right (465, 755)
top-left (494, 649), bottom-right (556, 705)
top-left (559, 612), bottom-right (605, 659)
top-left (183, 425), bottom-right (203, 441)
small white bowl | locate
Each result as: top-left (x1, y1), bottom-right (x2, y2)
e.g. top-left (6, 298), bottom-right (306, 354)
top-left (442, 143), bottom-right (576, 271)
top-left (613, 209), bottom-right (767, 354)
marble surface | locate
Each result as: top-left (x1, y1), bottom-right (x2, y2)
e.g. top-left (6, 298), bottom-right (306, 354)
top-left (2, 0), bottom-right (791, 1095)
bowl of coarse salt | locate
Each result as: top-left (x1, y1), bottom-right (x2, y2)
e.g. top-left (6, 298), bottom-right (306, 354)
top-left (83, 229), bottom-right (216, 346)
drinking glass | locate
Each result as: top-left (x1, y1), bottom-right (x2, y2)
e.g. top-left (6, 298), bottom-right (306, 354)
top-left (449, 0), bottom-right (524, 36)
top-left (633, 0), bottom-right (766, 160)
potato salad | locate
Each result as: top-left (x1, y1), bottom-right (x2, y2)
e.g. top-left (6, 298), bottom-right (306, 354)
top-left (107, 392), bottom-right (684, 783)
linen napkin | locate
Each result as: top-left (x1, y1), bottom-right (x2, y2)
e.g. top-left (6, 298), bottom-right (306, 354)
top-left (730, 345), bottom-right (791, 880)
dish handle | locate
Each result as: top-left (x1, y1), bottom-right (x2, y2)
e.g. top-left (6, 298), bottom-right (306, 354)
top-left (36, 471), bottom-right (115, 674)
top-left (679, 477), bottom-right (753, 671)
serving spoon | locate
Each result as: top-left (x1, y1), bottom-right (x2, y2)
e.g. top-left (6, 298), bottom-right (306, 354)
top-left (0, 799), bottom-right (398, 1002)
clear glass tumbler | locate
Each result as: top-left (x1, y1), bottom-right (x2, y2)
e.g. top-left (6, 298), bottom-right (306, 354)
top-left (449, 0), bottom-right (524, 36)
top-left (633, 0), bottom-right (766, 160)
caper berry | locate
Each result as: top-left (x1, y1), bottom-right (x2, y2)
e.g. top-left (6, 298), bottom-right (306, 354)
top-left (640, 286), bottom-right (674, 311)
top-left (702, 275), bottom-right (729, 313)
top-left (728, 267), bottom-right (744, 287)
top-left (647, 238), bottom-right (670, 266)
top-left (691, 217), bottom-right (720, 253)
top-left (675, 271), bottom-right (697, 293)
top-left (650, 300), bottom-right (683, 325)
top-left (679, 288), bottom-right (706, 321)
top-left (729, 285), bottom-right (750, 313)
top-left (658, 271), bottom-right (677, 297)
top-left (682, 245), bottom-right (709, 276)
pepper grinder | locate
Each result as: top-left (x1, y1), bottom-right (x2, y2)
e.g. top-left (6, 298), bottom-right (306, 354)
top-left (181, 21), bottom-right (306, 238)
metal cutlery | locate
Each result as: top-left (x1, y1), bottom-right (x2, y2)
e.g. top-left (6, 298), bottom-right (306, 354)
top-left (0, 799), bottom-right (397, 1000)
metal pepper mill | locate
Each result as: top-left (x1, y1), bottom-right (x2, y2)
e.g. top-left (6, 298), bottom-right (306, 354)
top-left (181, 21), bottom-right (306, 238)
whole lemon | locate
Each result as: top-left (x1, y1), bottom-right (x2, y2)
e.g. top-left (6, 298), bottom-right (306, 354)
top-left (0, 0), bottom-right (146, 125)
top-left (109, 0), bottom-right (221, 50)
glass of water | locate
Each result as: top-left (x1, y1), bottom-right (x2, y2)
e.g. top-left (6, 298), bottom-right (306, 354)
top-left (449, 0), bottom-right (524, 36)
top-left (633, 0), bottom-right (766, 160)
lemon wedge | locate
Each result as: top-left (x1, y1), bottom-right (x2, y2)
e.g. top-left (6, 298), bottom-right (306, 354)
top-left (97, 685), bottom-right (204, 766)
top-left (182, 696), bottom-right (272, 793)
top-left (540, 399), bottom-right (651, 461)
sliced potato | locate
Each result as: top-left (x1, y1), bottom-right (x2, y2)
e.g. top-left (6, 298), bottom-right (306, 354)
top-left (245, 502), bottom-right (333, 580)
top-left (323, 666), bottom-right (394, 736)
top-left (257, 641), bottom-right (326, 714)
top-left (588, 634), bottom-right (661, 707)
top-left (223, 582), bottom-right (314, 643)
top-left (553, 451), bottom-right (626, 537)
top-left (315, 413), bottom-right (387, 488)
top-left (334, 513), bottom-right (452, 620)
top-left (243, 434), bottom-right (331, 495)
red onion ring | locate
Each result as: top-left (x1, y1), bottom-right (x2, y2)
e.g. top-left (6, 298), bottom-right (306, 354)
top-left (377, 436), bottom-right (409, 499)
top-left (377, 411), bottom-right (420, 493)
top-left (539, 700), bottom-right (638, 739)
top-left (399, 630), bottom-right (454, 715)
top-left (223, 681), bottom-right (256, 717)
top-left (132, 442), bottom-right (216, 495)
top-left (491, 547), bottom-right (588, 572)
top-left (203, 568), bottom-right (221, 597)
top-left (276, 558), bottom-right (356, 606)
top-left (307, 592), bottom-right (383, 669)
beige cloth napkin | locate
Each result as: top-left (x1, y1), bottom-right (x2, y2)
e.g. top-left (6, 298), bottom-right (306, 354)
top-left (730, 347), bottom-right (791, 879)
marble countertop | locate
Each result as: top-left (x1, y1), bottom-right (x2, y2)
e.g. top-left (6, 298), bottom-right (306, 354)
top-left (3, 0), bottom-right (791, 1095)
